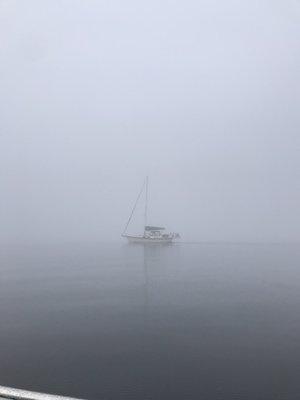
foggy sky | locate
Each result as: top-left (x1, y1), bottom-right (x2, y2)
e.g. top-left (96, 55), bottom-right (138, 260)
top-left (1, 0), bottom-right (299, 243)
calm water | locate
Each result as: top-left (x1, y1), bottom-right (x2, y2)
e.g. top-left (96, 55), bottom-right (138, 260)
top-left (0, 242), bottom-right (300, 400)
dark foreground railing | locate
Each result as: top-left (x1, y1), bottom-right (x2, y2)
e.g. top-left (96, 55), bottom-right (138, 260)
top-left (0, 386), bottom-right (84, 400)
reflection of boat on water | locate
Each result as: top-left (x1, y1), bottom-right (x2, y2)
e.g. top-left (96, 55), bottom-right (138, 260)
top-left (122, 177), bottom-right (180, 244)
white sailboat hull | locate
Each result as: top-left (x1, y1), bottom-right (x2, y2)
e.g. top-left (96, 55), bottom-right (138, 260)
top-left (123, 235), bottom-right (173, 244)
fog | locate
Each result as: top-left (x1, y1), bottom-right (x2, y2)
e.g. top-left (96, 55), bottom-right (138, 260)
top-left (1, 0), bottom-right (299, 243)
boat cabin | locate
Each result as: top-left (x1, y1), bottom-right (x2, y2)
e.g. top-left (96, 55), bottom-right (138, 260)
top-left (144, 226), bottom-right (166, 238)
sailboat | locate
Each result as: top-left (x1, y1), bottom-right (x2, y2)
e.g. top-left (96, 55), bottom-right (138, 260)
top-left (122, 177), bottom-right (180, 244)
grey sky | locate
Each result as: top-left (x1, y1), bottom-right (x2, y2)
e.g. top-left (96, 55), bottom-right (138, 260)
top-left (1, 0), bottom-right (299, 242)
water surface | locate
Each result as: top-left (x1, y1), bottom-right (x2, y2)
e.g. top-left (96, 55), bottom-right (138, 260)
top-left (0, 242), bottom-right (299, 399)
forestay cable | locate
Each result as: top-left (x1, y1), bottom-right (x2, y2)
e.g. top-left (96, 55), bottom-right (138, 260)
top-left (122, 178), bottom-right (146, 235)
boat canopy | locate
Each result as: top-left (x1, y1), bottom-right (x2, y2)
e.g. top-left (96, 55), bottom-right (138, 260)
top-left (145, 226), bottom-right (165, 231)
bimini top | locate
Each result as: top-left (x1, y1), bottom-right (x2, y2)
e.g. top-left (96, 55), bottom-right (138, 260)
top-left (145, 226), bottom-right (165, 231)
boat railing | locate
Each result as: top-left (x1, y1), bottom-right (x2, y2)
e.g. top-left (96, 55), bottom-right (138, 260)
top-left (0, 386), bottom-right (85, 400)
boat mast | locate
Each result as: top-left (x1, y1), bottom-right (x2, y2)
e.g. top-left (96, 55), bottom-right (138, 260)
top-left (144, 176), bottom-right (149, 233)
